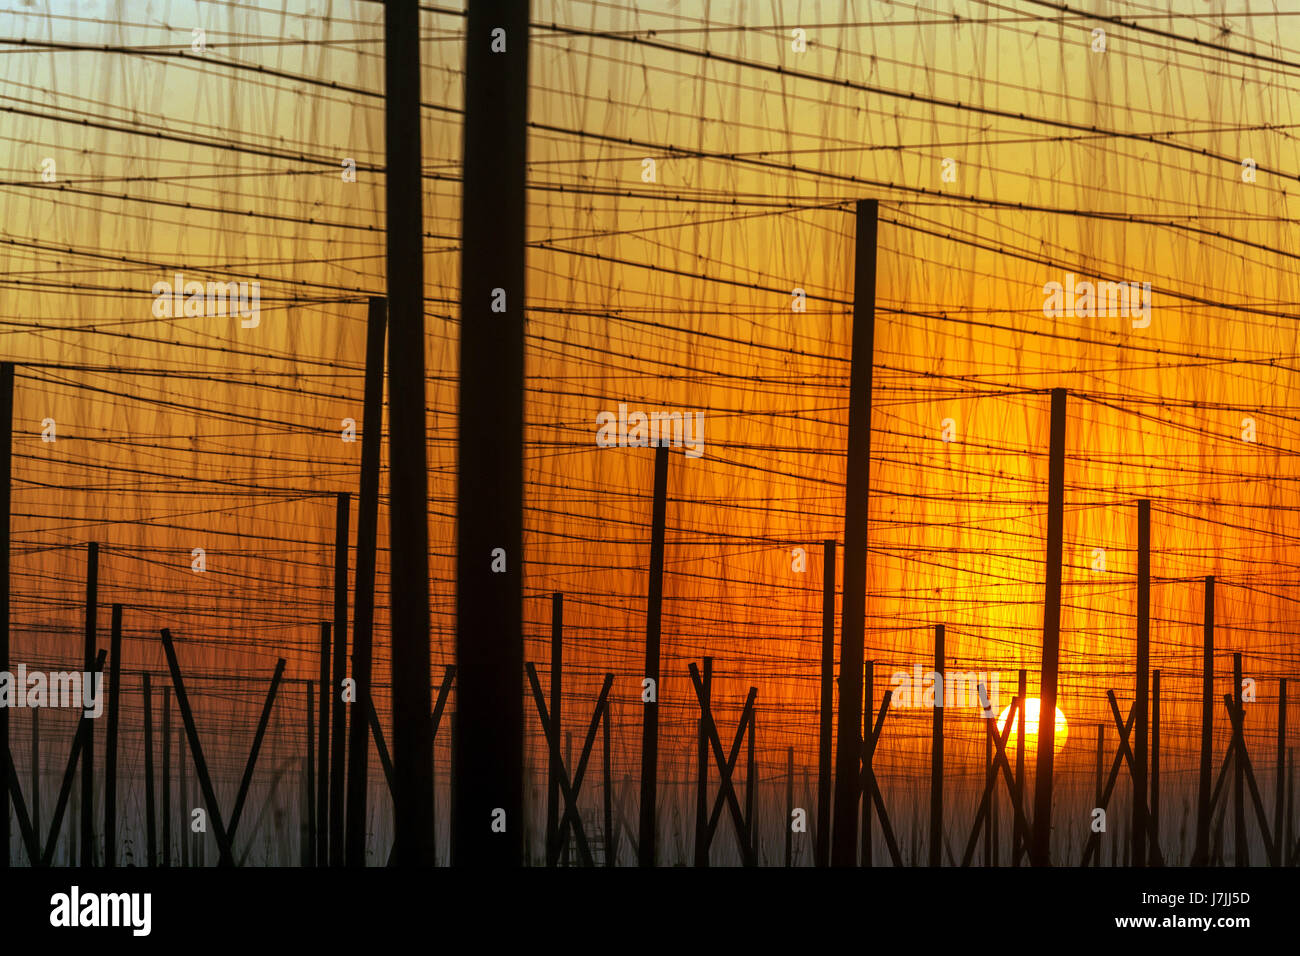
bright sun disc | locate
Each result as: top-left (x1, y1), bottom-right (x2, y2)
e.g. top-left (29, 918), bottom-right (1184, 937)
top-left (996, 697), bottom-right (1068, 753)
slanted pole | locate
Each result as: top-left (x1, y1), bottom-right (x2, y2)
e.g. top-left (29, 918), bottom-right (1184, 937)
top-left (547, 593), bottom-right (563, 866)
top-left (143, 673), bottom-right (156, 866)
top-left (1030, 387), bottom-right (1067, 867)
top-left (330, 492), bottom-right (350, 867)
top-left (1014, 668), bottom-right (1026, 866)
top-left (638, 444), bottom-right (669, 866)
top-left (1193, 576), bottom-right (1214, 864)
top-left (104, 603), bottom-right (123, 867)
top-left (316, 621), bottom-right (330, 866)
top-left (831, 199), bottom-right (878, 867)
top-left (695, 656), bottom-right (712, 867)
top-left (817, 539), bottom-right (835, 868)
top-left (0, 361), bottom-right (10, 870)
top-left (451, 0), bottom-right (529, 870)
top-left (1133, 499), bottom-right (1150, 867)
top-left (929, 624), bottom-right (944, 866)
top-left (345, 295), bottom-right (387, 868)
top-left (81, 541), bottom-right (99, 866)
top-left (385, 0), bottom-right (436, 868)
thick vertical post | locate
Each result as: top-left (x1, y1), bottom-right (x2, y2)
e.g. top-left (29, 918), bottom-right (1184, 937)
top-left (1030, 387), bottom-right (1067, 866)
top-left (785, 746), bottom-right (794, 867)
top-left (862, 661), bottom-right (873, 866)
top-left (1133, 499), bottom-right (1150, 867)
top-left (345, 297), bottom-right (386, 869)
top-left (639, 444), bottom-right (669, 866)
top-left (694, 656), bottom-right (711, 867)
top-left (831, 199), bottom-right (878, 867)
top-left (817, 539), bottom-right (835, 868)
top-left (930, 624), bottom-right (944, 866)
top-left (316, 622), bottom-right (330, 866)
top-left (1094, 723), bottom-right (1103, 867)
top-left (81, 540), bottom-right (99, 866)
top-left (1151, 669), bottom-right (1161, 864)
top-left (1234, 651), bottom-right (1246, 866)
top-left (385, 0), bottom-right (436, 868)
top-left (30, 705), bottom-right (39, 840)
top-left (1275, 678), bottom-right (1287, 867)
top-left (547, 592), bottom-right (563, 867)
top-left (453, 0), bottom-right (529, 870)
top-left (143, 673), bottom-right (156, 866)
top-left (306, 679), bottom-right (315, 867)
top-left (162, 686), bottom-right (171, 866)
top-left (1014, 668), bottom-right (1026, 866)
top-left (1193, 576), bottom-right (1214, 864)
top-left (104, 603), bottom-right (123, 868)
top-left (330, 492), bottom-right (350, 867)
top-left (0, 362), bottom-right (10, 870)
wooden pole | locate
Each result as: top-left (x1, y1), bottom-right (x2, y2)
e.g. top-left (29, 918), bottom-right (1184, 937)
top-left (1151, 669), bottom-right (1161, 864)
top-left (1193, 576), bottom-right (1214, 864)
top-left (1030, 387), bottom-right (1067, 866)
top-left (305, 678), bottom-right (314, 866)
top-left (330, 492), bottom-right (350, 867)
top-left (832, 199), bottom-right (878, 867)
top-left (930, 624), bottom-right (944, 866)
top-left (547, 592), bottom-right (563, 866)
top-left (1276, 678), bottom-right (1287, 867)
top-left (695, 656), bottom-right (711, 867)
top-left (345, 296), bottom-right (386, 869)
top-left (452, 0), bottom-right (529, 870)
top-left (104, 602), bottom-right (123, 867)
top-left (143, 673), bottom-right (156, 866)
top-left (862, 661), bottom-right (873, 866)
top-left (1014, 668), bottom-right (1026, 866)
top-left (638, 444), bottom-right (669, 866)
top-left (162, 684), bottom-right (170, 865)
top-left (81, 540), bottom-right (99, 866)
top-left (316, 621), bottom-right (330, 866)
top-left (385, 0), bottom-right (436, 868)
top-left (785, 746), bottom-right (793, 867)
top-left (1094, 722), bottom-right (1103, 867)
top-left (0, 362), bottom-right (11, 870)
top-left (178, 712), bottom-right (188, 866)
top-left (1234, 651), bottom-right (1246, 866)
top-left (817, 539), bottom-right (835, 868)
top-left (1133, 499), bottom-right (1149, 867)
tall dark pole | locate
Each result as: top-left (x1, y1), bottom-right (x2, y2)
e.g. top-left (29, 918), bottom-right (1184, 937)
top-left (143, 673), bottom-right (156, 866)
top-left (104, 603), bottom-right (123, 868)
top-left (639, 444), bottom-right (669, 866)
top-left (1193, 576), bottom-right (1214, 864)
top-left (385, 0), bottom-right (436, 868)
top-left (306, 679), bottom-right (315, 866)
top-left (329, 492), bottom-right (350, 866)
top-left (1276, 678), bottom-right (1287, 867)
top-left (316, 622), bottom-right (330, 866)
top-left (452, 0), bottom-right (529, 870)
top-left (346, 297), bottom-right (386, 868)
top-left (1233, 651), bottom-right (1246, 866)
top-left (1029, 387), bottom-right (1066, 866)
top-left (0, 362), bottom-right (10, 870)
top-left (831, 199), bottom-right (878, 867)
top-left (816, 539), bottom-right (835, 868)
top-left (929, 624), bottom-right (944, 866)
top-left (1151, 669), bottom-right (1161, 865)
top-left (547, 592), bottom-right (563, 867)
top-left (82, 540), bottom-right (99, 866)
top-left (1133, 499), bottom-right (1150, 867)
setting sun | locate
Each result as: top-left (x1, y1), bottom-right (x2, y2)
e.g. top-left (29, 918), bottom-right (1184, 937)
top-left (997, 698), bottom-right (1068, 755)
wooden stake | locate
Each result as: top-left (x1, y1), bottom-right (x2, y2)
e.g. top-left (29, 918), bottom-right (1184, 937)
top-left (817, 539), bottom-right (835, 868)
